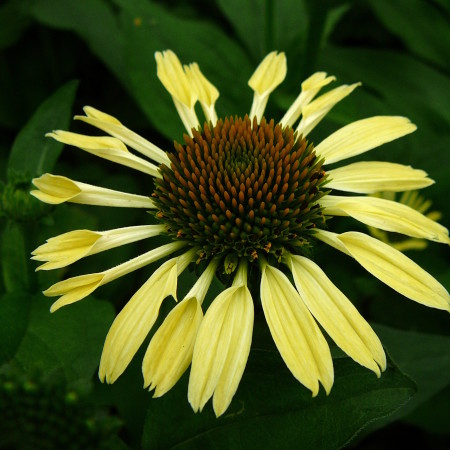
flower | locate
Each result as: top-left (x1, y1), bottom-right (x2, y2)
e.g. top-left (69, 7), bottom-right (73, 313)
top-left (31, 49), bottom-right (450, 417)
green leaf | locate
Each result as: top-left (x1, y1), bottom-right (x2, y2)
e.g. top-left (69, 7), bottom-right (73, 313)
top-left (0, 221), bottom-right (29, 292)
top-left (27, 0), bottom-right (125, 80)
top-left (14, 294), bottom-right (115, 383)
top-left (7, 80), bottom-right (78, 177)
top-left (0, 1), bottom-right (31, 50)
top-left (368, 0), bottom-right (450, 71)
top-left (0, 291), bottom-right (31, 364)
top-left (215, 0), bottom-right (308, 61)
top-left (374, 324), bottom-right (450, 417)
top-left (142, 349), bottom-right (415, 449)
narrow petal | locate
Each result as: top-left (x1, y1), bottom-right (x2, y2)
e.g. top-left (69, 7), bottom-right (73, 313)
top-left (99, 258), bottom-right (179, 384)
top-left (287, 255), bottom-right (386, 375)
top-left (260, 265), bottom-right (333, 395)
top-left (185, 62), bottom-right (219, 125)
top-left (315, 116), bottom-right (417, 164)
top-left (296, 83), bottom-right (360, 137)
top-left (248, 51), bottom-right (287, 123)
top-left (188, 285), bottom-right (254, 416)
top-left (47, 131), bottom-right (160, 177)
top-left (155, 50), bottom-right (199, 134)
top-left (313, 229), bottom-right (351, 255)
top-left (321, 195), bottom-right (449, 244)
top-left (338, 232), bottom-right (450, 310)
top-left (45, 274), bottom-right (104, 312)
top-left (327, 161), bottom-right (434, 193)
top-left (143, 297), bottom-right (203, 397)
top-left (142, 258), bottom-right (219, 397)
top-left (280, 72), bottom-right (336, 127)
top-left (32, 225), bottom-right (165, 270)
top-left (45, 241), bottom-right (184, 311)
top-left (31, 174), bottom-right (155, 208)
top-left (74, 106), bottom-right (169, 165)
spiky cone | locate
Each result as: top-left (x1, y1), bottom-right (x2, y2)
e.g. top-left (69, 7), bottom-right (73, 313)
top-left (31, 49), bottom-right (449, 417)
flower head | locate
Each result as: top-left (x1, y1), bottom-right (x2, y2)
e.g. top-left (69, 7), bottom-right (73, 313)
top-left (32, 50), bottom-right (449, 417)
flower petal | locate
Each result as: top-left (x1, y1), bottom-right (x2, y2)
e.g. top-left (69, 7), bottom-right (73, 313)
top-left (188, 285), bottom-right (254, 416)
top-left (296, 83), bottom-right (360, 137)
top-left (280, 72), bottom-right (336, 127)
top-left (74, 107), bottom-right (169, 165)
top-left (31, 174), bottom-right (155, 208)
top-left (32, 225), bottom-right (165, 270)
top-left (338, 232), bottom-right (450, 310)
top-left (321, 195), bottom-right (449, 244)
top-left (47, 131), bottom-right (160, 177)
top-left (260, 265), bottom-right (333, 395)
top-left (185, 62), bottom-right (219, 125)
top-left (99, 258), bottom-right (179, 384)
top-left (327, 161), bottom-right (433, 193)
top-left (143, 297), bottom-right (203, 397)
top-left (315, 116), bottom-right (417, 164)
top-left (248, 51), bottom-right (287, 122)
top-left (287, 255), bottom-right (386, 375)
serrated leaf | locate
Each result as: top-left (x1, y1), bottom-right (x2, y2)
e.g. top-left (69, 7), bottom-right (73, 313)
top-left (142, 348), bottom-right (415, 449)
top-left (0, 291), bottom-right (31, 364)
top-left (7, 80), bottom-right (78, 177)
top-left (14, 294), bottom-right (114, 383)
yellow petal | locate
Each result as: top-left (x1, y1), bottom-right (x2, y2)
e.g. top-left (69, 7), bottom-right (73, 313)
top-left (185, 62), bottom-right (219, 125)
top-left (31, 174), bottom-right (155, 208)
top-left (315, 116), bottom-right (417, 164)
top-left (143, 297), bottom-right (203, 397)
top-left (287, 255), bottom-right (386, 375)
top-left (248, 51), bottom-right (287, 122)
top-left (99, 258), bottom-right (179, 384)
top-left (47, 130), bottom-right (160, 177)
top-left (74, 106), bottom-right (169, 165)
top-left (280, 72), bottom-right (336, 127)
top-left (296, 83), bottom-right (360, 137)
top-left (155, 50), bottom-right (199, 134)
top-left (45, 273), bottom-right (104, 312)
top-left (321, 195), bottom-right (449, 244)
top-left (188, 285), bottom-right (254, 416)
top-left (338, 232), bottom-right (450, 310)
top-left (260, 265), bottom-right (333, 395)
top-left (327, 161), bottom-right (433, 193)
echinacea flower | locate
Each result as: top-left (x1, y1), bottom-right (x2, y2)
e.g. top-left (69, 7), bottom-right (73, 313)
top-left (31, 50), bottom-right (450, 417)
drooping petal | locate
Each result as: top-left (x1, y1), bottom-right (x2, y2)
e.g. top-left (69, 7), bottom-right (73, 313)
top-left (287, 254), bottom-right (386, 375)
top-left (296, 83), bottom-right (360, 137)
top-left (327, 161), bottom-right (433, 193)
top-left (143, 297), bottom-right (203, 397)
top-left (188, 285), bottom-right (254, 417)
top-left (31, 174), bottom-right (155, 208)
top-left (315, 116), bottom-right (417, 164)
top-left (280, 72), bottom-right (336, 127)
top-left (260, 264), bottom-right (333, 395)
top-left (185, 62), bottom-right (219, 125)
top-left (74, 106), bottom-right (169, 165)
top-left (47, 131), bottom-right (160, 177)
top-left (99, 258), bottom-right (179, 384)
top-left (142, 258), bottom-right (219, 397)
top-left (32, 225), bottom-right (165, 270)
top-left (45, 241), bottom-right (184, 311)
top-left (155, 50), bottom-right (199, 134)
top-left (248, 51), bottom-right (287, 123)
top-left (321, 195), bottom-right (449, 244)
top-left (337, 232), bottom-right (450, 310)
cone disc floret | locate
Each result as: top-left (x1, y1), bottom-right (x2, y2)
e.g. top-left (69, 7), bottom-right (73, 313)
top-left (153, 116), bottom-right (327, 265)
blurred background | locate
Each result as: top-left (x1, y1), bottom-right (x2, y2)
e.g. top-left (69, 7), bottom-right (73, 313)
top-left (0, 0), bottom-right (449, 448)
